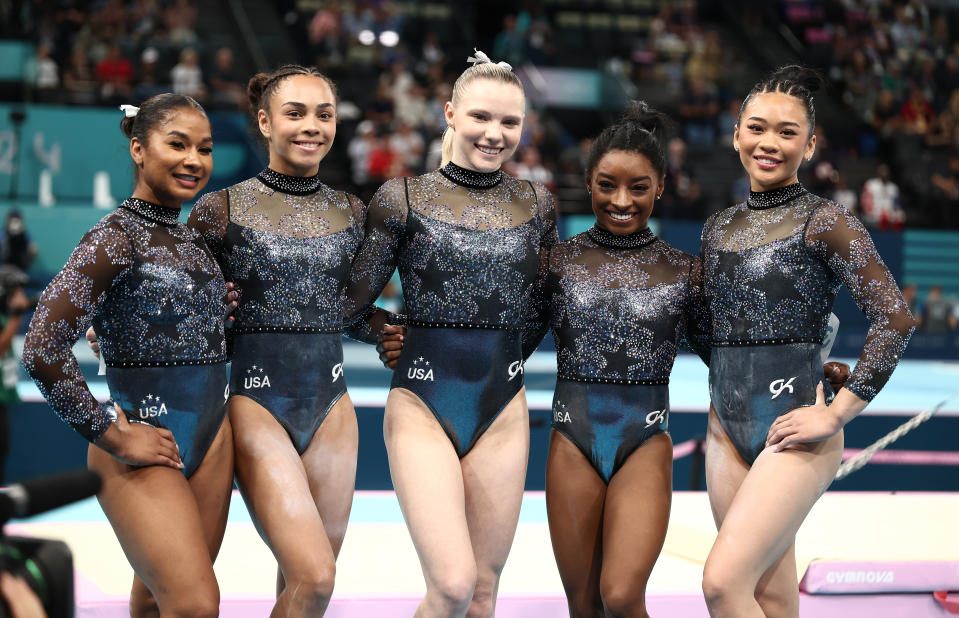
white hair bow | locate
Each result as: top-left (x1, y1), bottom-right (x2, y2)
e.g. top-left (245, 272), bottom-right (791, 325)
top-left (119, 104), bottom-right (139, 118)
top-left (467, 48), bottom-right (512, 72)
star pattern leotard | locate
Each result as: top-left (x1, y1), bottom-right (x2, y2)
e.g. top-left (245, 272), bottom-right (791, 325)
top-left (345, 162), bottom-right (558, 456)
top-left (548, 225), bottom-right (710, 481)
top-left (189, 169), bottom-right (381, 453)
top-left (23, 198), bottom-right (228, 476)
top-left (700, 183), bottom-right (916, 463)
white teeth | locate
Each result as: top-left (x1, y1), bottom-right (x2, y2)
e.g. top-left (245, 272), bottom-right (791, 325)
top-left (476, 145), bottom-right (501, 155)
top-left (609, 212), bottom-right (634, 221)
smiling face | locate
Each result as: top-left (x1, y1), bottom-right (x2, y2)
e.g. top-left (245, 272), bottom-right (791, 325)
top-left (589, 149), bottom-right (663, 235)
top-left (258, 74), bottom-right (336, 177)
top-left (734, 91), bottom-right (816, 192)
top-left (130, 107), bottom-right (212, 208)
top-left (445, 78), bottom-right (525, 172)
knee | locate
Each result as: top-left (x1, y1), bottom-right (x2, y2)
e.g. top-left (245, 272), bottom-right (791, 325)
top-left (465, 590), bottom-right (494, 618)
top-left (163, 586), bottom-right (219, 618)
top-left (756, 585), bottom-right (799, 618)
top-left (600, 578), bottom-right (646, 617)
top-left (285, 563), bottom-right (336, 609)
top-left (427, 566), bottom-right (477, 615)
top-left (701, 560), bottom-right (743, 612)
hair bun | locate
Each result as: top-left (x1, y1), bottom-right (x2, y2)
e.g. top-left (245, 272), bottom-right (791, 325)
top-left (120, 115), bottom-right (136, 138)
top-left (621, 100), bottom-right (671, 137)
top-left (769, 65), bottom-right (825, 93)
top-left (247, 73), bottom-right (270, 111)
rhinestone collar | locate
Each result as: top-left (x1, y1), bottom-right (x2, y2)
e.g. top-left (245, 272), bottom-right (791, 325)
top-left (587, 225), bottom-right (657, 249)
top-left (257, 168), bottom-right (323, 195)
top-left (120, 198), bottom-right (180, 226)
top-left (747, 183), bottom-right (807, 210)
top-left (439, 161), bottom-right (503, 189)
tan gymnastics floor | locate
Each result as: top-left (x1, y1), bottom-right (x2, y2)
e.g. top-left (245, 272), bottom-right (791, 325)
top-left (7, 490), bottom-right (959, 617)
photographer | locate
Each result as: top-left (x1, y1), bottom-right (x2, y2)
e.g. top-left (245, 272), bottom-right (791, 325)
top-left (0, 265), bottom-right (32, 483)
top-left (0, 573), bottom-right (45, 618)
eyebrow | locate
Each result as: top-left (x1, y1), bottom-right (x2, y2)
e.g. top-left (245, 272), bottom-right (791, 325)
top-left (746, 116), bottom-right (801, 128)
top-left (166, 130), bottom-right (213, 143)
top-left (281, 101), bottom-right (334, 109)
top-left (465, 108), bottom-right (523, 121)
top-left (597, 172), bottom-right (652, 182)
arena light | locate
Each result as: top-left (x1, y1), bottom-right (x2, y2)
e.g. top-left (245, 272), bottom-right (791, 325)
top-left (379, 30), bottom-right (399, 47)
top-left (358, 29), bottom-right (375, 45)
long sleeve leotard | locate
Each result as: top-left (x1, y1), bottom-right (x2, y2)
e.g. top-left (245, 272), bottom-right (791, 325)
top-left (188, 168), bottom-right (377, 453)
top-left (344, 162), bottom-right (558, 455)
top-left (548, 225), bottom-right (710, 481)
top-left (22, 198), bottom-right (228, 475)
top-left (700, 183), bottom-right (916, 462)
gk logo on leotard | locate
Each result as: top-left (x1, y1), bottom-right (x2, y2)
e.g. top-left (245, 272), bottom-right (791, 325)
top-left (508, 360), bottom-right (524, 381)
top-left (769, 377), bottom-right (796, 400)
top-left (244, 365), bottom-right (271, 389)
top-left (645, 409), bottom-right (666, 428)
top-left (138, 394), bottom-right (168, 419)
top-left (331, 363), bottom-right (343, 383)
top-left (408, 357), bottom-right (434, 381)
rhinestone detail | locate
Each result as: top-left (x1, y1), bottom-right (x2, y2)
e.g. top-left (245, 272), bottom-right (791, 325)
top-left (747, 183), bottom-right (807, 210)
top-left (257, 168), bottom-right (323, 195)
top-left (439, 161), bottom-right (503, 189)
top-left (586, 225), bottom-right (657, 249)
top-left (119, 198), bottom-right (181, 226)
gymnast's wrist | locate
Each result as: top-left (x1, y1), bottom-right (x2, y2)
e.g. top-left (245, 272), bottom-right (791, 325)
top-left (826, 389), bottom-right (867, 428)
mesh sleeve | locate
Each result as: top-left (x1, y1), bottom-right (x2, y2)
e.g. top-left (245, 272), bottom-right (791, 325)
top-left (679, 257), bottom-right (712, 365)
top-left (187, 190), bottom-right (229, 267)
top-left (343, 178), bottom-right (408, 343)
top-left (805, 201), bottom-right (917, 401)
top-left (21, 222), bottom-right (133, 442)
top-left (522, 182), bottom-right (559, 360)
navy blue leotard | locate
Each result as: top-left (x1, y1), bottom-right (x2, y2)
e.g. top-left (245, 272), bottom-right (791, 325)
top-left (190, 169), bottom-right (379, 454)
top-left (548, 226), bottom-right (710, 482)
top-left (23, 198), bottom-right (229, 477)
top-left (700, 184), bottom-right (916, 463)
top-left (345, 162), bottom-right (558, 457)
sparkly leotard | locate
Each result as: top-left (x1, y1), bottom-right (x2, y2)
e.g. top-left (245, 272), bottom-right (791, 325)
top-left (700, 184), bottom-right (916, 463)
top-left (549, 226), bottom-right (710, 482)
top-left (190, 169), bottom-right (377, 454)
top-left (345, 162), bottom-right (558, 456)
top-left (23, 198), bottom-right (228, 477)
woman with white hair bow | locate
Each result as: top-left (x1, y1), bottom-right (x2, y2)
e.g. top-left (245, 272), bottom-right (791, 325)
top-left (345, 49), bottom-right (557, 617)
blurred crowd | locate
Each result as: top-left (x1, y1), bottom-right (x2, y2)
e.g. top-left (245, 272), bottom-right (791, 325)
top-left (779, 0), bottom-right (959, 229)
top-left (8, 0), bottom-right (959, 227)
top-left (17, 0), bottom-right (247, 110)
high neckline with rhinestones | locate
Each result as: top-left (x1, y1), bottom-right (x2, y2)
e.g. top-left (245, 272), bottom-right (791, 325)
top-left (120, 198), bottom-right (181, 226)
top-left (747, 183), bottom-right (808, 210)
top-left (439, 161), bottom-right (503, 189)
top-left (257, 168), bottom-right (323, 195)
top-left (587, 225), bottom-right (657, 249)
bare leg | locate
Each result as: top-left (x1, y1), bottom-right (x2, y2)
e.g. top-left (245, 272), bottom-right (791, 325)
top-left (231, 394), bottom-right (350, 617)
top-left (90, 417), bottom-right (233, 618)
top-left (702, 407), bottom-right (843, 617)
top-left (461, 389), bottom-right (530, 618)
top-left (544, 430), bottom-right (606, 618)
top-left (384, 388), bottom-right (476, 618)
top-left (599, 432), bottom-right (672, 618)
top-left (130, 419), bottom-right (234, 617)
top-left (275, 395), bottom-right (359, 597)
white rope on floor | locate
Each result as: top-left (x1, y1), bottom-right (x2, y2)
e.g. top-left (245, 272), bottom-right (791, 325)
top-left (835, 390), bottom-right (959, 480)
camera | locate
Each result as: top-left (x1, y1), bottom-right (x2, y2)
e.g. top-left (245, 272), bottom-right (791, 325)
top-left (0, 265), bottom-right (37, 316)
top-left (0, 536), bottom-right (73, 618)
top-left (0, 470), bottom-right (101, 618)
